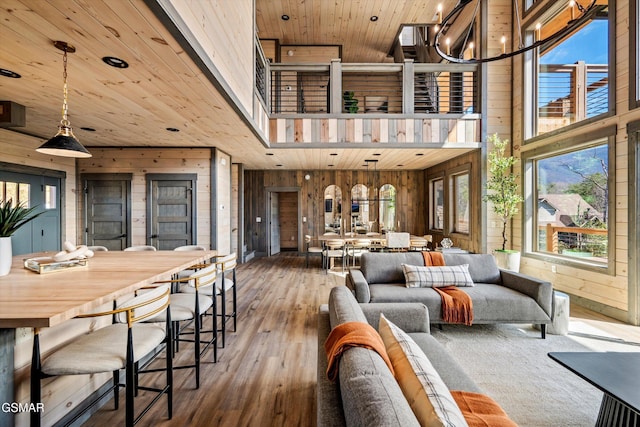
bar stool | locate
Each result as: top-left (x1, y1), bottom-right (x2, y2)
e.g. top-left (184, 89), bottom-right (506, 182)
top-left (88, 245), bottom-right (109, 251)
top-left (124, 245), bottom-right (157, 251)
top-left (153, 264), bottom-right (218, 384)
top-left (31, 285), bottom-right (172, 427)
top-left (215, 253), bottom-right (238, 348)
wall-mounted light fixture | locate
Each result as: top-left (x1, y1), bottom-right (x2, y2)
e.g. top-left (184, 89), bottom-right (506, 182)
top-left (36, 41), bottom-right (91, 158)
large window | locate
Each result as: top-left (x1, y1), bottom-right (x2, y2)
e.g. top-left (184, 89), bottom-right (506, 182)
top-left (529, 140), bottom-right (610, 266)
top-left (452, 173), bottom-right (470, 234)
top-left (430, 178), bottom-right (444, 230)
top-left (534, 3), bottom-right (610, 136)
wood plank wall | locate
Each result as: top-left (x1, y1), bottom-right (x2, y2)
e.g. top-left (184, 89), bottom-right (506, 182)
top-left (278, 192), bottom-right (299, 249)
top-left (78, 148), bottom-right (212, 249)
top-left (166, 0), bottom-right (255, 111)
top-left (425, 150), bottom-right (482, 254)
top-left (244, 169), bottom-right (426, 255)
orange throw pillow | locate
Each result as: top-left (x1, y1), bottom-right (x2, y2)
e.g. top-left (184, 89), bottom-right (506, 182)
top-left (451, 391), bottom-right (518, 427)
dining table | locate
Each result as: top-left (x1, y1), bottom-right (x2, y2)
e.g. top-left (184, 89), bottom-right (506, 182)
top-left (0, 249), bottom-right (216, 426)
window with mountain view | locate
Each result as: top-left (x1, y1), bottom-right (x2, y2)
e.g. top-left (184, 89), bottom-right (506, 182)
top-left (534, 142), bottom-right (609, 265)
top-left (535, 3), bottom-right (609, 136)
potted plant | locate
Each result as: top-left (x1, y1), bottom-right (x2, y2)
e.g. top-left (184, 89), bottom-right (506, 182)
top-left (483, 134), bottom-right (524, 272)
top-left (343, 91), bottom-right (359, 113)
top-left (0, 199), bottom-right (44, 276)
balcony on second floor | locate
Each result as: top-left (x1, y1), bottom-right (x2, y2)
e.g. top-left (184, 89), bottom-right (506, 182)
top-left (256, 59), bottom-right (481, 147)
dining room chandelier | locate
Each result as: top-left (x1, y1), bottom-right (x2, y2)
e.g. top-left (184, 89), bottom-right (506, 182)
top-left (36, 41), bottom-right (92, 158)
top-left (434, 0), bottom-right (599, 64)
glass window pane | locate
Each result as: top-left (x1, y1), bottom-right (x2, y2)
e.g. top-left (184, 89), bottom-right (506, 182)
top-left (18, 183), bottom-right (30, 207)
top-left (454, 174), bottom-right (469, 234)
top-left (45, 185), bottom-right (56, 209)
top-left (431, 179), bottom-right (444, 230)
top-left (536, 5), bottom-right (609, 135)
top-left (536, 144), bottom-right (608, 263)
top-left (5, 182), bottom-right (18, 206)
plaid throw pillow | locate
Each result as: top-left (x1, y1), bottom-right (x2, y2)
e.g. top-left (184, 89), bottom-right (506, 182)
top-left (379, 314), bottom-right (468, 426)
top-left (402, 263), bottom-right (474, 288)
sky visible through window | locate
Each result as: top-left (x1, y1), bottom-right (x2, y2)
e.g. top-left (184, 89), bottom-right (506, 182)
top-left (541, 20), bottom-right (608, 64)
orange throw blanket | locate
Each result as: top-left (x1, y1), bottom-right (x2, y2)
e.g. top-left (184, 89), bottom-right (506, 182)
top-left (451, 391), bottom-right (518, 427)
top-left (324, 321), bottom-right (393, 381)
top-left (422, 251), bottom-right (474, 326)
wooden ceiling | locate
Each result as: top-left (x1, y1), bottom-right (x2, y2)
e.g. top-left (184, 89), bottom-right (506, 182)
top-left (0, 0), bottom-right (473, 171)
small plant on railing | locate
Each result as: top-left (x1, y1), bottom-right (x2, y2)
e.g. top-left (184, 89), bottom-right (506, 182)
top-left (343, 91), bottom-right (359, 113)
top-left (483, 134), bottom-right (524, 251)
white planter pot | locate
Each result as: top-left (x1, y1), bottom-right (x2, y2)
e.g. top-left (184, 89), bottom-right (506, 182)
top-left (493, 250), bottom-right (520, 273)
top-left (0, 237), bottom-right (12, 276)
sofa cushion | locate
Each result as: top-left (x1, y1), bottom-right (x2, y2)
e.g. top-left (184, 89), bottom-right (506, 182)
top-left (402, 263), bottom-right (474, 288)
top-left (379, 314), bottom-right (468, 427)
top-left (360, 252), bottom-right (425, 285)
top-left (443, 254), bottom-right (501, 284)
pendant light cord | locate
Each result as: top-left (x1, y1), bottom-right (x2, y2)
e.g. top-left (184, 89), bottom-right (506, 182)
top-left (61, 47), bottom-right (70, 128)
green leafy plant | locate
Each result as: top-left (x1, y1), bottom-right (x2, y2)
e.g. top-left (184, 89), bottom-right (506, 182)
top-left (483, 134), bottom-right (524, 251)
top-left (343, 91), bottom-right (359, 113)
top-left (0, 199), bottom-right (44, 237)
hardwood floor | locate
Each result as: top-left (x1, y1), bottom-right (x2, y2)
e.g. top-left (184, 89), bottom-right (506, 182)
top-left (84, 253), bottom-right (341, 427)
top-left (82, 253), bottom-right (640, 426)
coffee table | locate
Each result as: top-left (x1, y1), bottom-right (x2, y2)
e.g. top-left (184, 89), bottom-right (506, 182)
top-left (548, 352), bottom-right (640, 426)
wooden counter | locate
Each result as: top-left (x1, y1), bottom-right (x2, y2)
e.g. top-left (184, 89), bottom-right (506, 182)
top-left (0, 250), bottom-right (217, 328)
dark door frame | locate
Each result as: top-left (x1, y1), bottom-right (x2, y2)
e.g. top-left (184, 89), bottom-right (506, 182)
top-left (146, 173), bottom-right (197, 248)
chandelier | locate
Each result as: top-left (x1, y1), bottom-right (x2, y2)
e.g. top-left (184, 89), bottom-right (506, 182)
top-left (434, 0), bottom-right (599, 64)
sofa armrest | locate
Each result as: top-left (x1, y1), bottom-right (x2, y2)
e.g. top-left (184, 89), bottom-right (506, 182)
top-left (347, 269), bottom-right (371, 303)
top-left (317, 305), bottom-right (347, 427)
top-left (500, 269), bottom-right (554, 319)
top-left (360, 303), bottom-right (430, 334)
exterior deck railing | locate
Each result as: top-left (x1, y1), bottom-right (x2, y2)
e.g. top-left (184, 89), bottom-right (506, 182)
top-left (541, 224), bottom-right (608, 261)
top-left (538, 62), bottom-right (608, 134)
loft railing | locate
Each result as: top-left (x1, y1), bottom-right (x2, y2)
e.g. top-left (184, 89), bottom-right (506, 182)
top-left (538, 61), bottom-right (608, 134)
top-left (268, 60), bottom-right (479, 116)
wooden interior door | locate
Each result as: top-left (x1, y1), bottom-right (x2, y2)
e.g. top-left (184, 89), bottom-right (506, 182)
top-left (279, 192), bottom-right (298, 250)
top-left (84, 175), bottom-right (131, 250)
top-left (269, 192), bottom-right (280, 255)
top-left (147, 175), bottom-right (196, 250)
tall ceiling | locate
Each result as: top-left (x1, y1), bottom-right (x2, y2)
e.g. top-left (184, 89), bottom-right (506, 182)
top-left (0, 0), bottom-right (471, 170)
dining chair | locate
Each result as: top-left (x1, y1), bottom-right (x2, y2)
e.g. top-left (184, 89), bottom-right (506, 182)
top-left (124, 245), bottom-right (157, 251)
top-left (386, 232), bottom-right (411, 251)
top-left (215, 253), bottom-right (238, 348)
top-left (31, 285), bottom-right (172, 427)
top-left (304, 235), bottom-right (323, 267)
top-left (347, 238), bottom-right (371, 266)
top-left (173, 245), bottom-right (207, 251)
top-left (87, 245), bottom-right (109, 251)
top-left (173, 245), bottom-right (208, 278)
top-left (409, 236), bottom-right (429, 251)
top-left (323, 239), bottom-right (346, 273)
top-left (153, 264), bottom-right (218, 385)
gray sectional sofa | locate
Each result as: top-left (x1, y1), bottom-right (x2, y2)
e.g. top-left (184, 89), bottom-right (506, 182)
top-left (317, 285), bottom-right (486, 426)
top-left (346, 252), bottom-right (554, 338)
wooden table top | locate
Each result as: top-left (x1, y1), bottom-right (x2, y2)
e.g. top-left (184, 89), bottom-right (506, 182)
top-left (0, 250), bottom-right (216, 328)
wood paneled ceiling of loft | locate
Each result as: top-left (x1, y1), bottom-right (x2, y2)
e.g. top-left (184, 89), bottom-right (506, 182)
top-left (256, 0), bottom-right (461, 63)
top-left (0, 0), bottom-right (473, 171)
top-left (0, 0), bottom-right (268, 168)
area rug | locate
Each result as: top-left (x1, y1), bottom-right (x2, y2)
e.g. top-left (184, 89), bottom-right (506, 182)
top-left (431, 322), bottom-right (639, 427)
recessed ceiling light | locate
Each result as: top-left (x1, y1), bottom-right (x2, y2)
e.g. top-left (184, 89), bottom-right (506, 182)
top-left (281, 14), bottom-right (290, 21)
top-left (102, 56), bottom-right (129, 68)
top-left (0, 68), bottom-right (21, 78)
top-left (80, 127), bottom-right (96, 132)
top-left (276, 164), bottom-right (283, 167)
top-left (330, 153), bottom-right (338, 156)
top-left (416, 153), bottom-right (424, 156)
top-left (266, 153), bottom-right (274, 156)
top-left (328, 164), bottom-right (335, 167)
top-left (370, 16), bottom-right (379, 22)
top-left (373, 153), bottom-right (381, 156)
top-left (166, 127), bottom-right (180, 132)
top-left (397, 164), bottom-right (404, 167)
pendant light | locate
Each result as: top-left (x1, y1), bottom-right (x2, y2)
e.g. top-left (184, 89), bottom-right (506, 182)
top-left (36, 41), bottom-right (91, 158)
